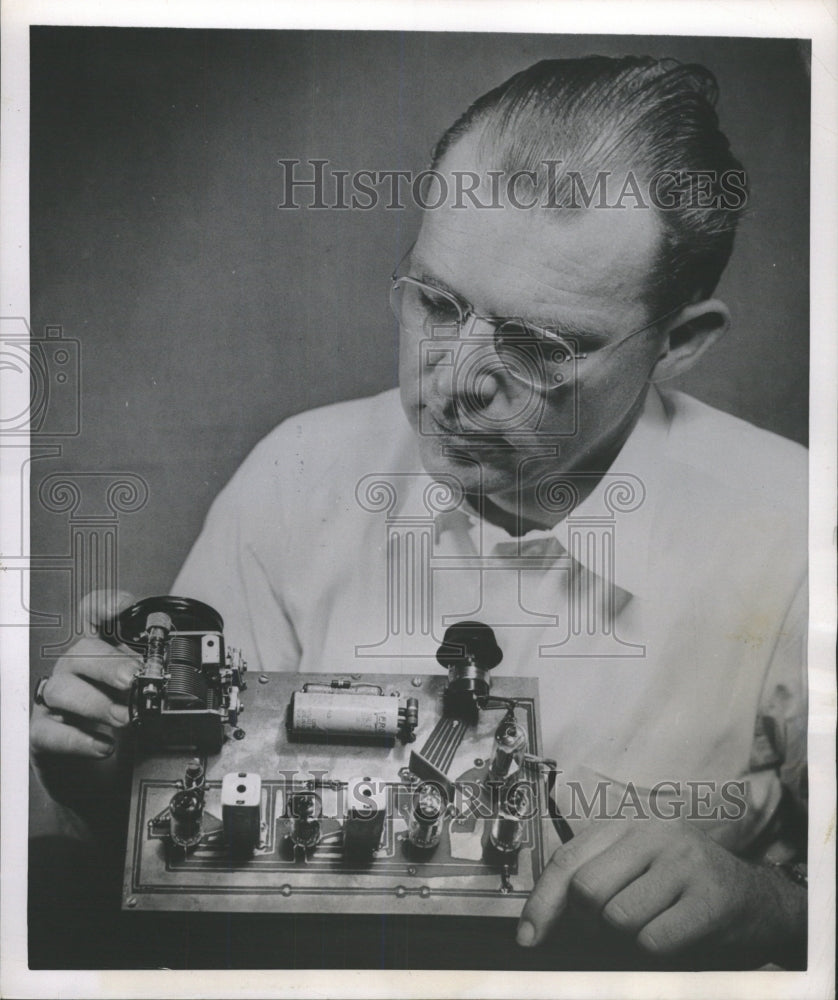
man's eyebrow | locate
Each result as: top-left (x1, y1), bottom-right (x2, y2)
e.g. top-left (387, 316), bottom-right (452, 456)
top-left (409, 261), bottom-right (459, 297)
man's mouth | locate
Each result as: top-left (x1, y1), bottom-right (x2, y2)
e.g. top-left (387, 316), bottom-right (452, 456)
top-left (422, 408), bottom-right (510, 449)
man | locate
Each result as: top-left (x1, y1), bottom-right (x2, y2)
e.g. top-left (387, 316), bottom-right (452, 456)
top-left (30, 56), bottom-right (807, 968)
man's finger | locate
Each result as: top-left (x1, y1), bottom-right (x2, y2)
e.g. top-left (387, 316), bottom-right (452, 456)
top-left (30, 712), bottom-right (116, 758)
top-left (601, 862), bottom-right (685, 935)
top-left (517, 820), bottom-right (627, 947)
top-left (636, 892), bottom-right (720, 957)
top-left (52, 640), bottom-right (140, 691)
top-left (77, 589), bottom-right (136, 637)
top-left (570, 829), bottom-right (659, 911)
top-left (38, 673), bottom-right (130, 728)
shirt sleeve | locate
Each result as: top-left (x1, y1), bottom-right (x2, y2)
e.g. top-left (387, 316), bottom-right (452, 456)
top-left (172, 451), bottom-right (302, 674)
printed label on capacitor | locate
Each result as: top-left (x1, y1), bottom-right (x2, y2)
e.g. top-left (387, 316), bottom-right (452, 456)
top-left (291, 692), bottom-right (399, 738)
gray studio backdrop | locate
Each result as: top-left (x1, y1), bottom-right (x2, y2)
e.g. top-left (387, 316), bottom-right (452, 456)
top-left (29, 28), bottom-right (809, 684)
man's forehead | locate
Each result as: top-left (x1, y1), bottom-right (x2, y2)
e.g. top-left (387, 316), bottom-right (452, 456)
top-left (415, 135), bottom-right (662, 321)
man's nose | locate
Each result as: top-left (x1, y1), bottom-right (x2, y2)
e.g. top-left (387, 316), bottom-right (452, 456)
top-left (425, 315), bottom-right (505, 417)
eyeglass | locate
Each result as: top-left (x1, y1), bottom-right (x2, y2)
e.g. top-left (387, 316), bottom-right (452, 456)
top-left (390, 261), bottom-right (680, 393)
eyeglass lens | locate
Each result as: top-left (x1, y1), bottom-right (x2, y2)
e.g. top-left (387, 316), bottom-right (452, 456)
top-left (390, 278), bottom-right (575, 390)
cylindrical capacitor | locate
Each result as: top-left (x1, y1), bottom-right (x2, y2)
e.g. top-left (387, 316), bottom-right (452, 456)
top-left (408, 781), bottom-right (447, 851)
top-left (489, 718), bottom-right (527, 782)
top-left (290, 691), bottom-right (400, 740)
top-left (169, 787), bottom-right (204, 848)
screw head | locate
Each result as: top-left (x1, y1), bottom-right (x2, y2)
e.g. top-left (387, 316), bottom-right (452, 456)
top-left (258, 674), bottom-right (269, 684)
top-left (126, 896), bottom-right (138, 908)
top-left (411, 676), bottom-right (423, 687)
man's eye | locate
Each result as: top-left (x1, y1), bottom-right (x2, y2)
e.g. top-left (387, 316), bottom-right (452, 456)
top-left (418, 288), bottom-right (458, 321)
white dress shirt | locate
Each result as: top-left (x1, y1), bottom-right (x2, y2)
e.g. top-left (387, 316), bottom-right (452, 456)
top-left (174, 386), bottom-right (807, 853)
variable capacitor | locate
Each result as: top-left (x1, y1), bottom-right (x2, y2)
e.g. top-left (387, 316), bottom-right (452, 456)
top-left (119, 596), bottom-right (246, 752)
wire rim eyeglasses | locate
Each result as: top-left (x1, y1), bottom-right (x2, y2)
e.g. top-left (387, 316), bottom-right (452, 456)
top-left (389, 271), bottom-right (679, 393)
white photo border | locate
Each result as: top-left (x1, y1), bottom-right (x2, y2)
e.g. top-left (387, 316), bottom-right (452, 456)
top-left (2, 2), bottom-right (835, 998)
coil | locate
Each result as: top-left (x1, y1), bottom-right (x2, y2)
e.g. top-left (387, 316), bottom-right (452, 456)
top-left (168, 635), bottom-right (201, 669)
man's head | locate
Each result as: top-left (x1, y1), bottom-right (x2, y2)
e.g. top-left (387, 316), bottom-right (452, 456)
top-left (397, 56), bottom-right (745, 527)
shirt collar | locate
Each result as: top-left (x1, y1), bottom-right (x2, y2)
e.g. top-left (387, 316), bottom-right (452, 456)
top-left (548, 387), bottom-right (669, 598)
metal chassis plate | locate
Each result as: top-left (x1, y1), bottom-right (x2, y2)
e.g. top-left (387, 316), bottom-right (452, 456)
top-left (123, 671), bottom-right (551, 917)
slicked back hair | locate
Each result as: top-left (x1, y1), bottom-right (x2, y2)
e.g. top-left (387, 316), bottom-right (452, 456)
top-left (431, 56), bottom-right (747, 316)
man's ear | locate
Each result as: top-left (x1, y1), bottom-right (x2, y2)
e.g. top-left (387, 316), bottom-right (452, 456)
top-left (650, 299), bottom-right (730, 382)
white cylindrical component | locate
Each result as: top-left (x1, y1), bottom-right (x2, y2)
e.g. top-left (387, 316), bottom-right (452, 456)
top-left (290, 692), bottom-right (400, 739)
top-left (344, 778), bottom-right (387, 858)
top-left (221, 771), bottom-right (262, 853)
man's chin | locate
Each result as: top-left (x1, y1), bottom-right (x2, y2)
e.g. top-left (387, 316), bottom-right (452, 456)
top-left (416, 435), bottom-right (514, 496)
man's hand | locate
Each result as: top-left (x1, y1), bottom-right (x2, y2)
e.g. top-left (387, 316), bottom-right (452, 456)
top-left (517, 817), bottom-right (805, 966)
top-left (30, 590), bottom-right (140, 759)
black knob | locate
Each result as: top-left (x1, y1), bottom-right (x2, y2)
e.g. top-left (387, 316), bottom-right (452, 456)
top-left (436, 621), bottom-right (502, 719)
top-left (436, 621), bottom-right (502, 671)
